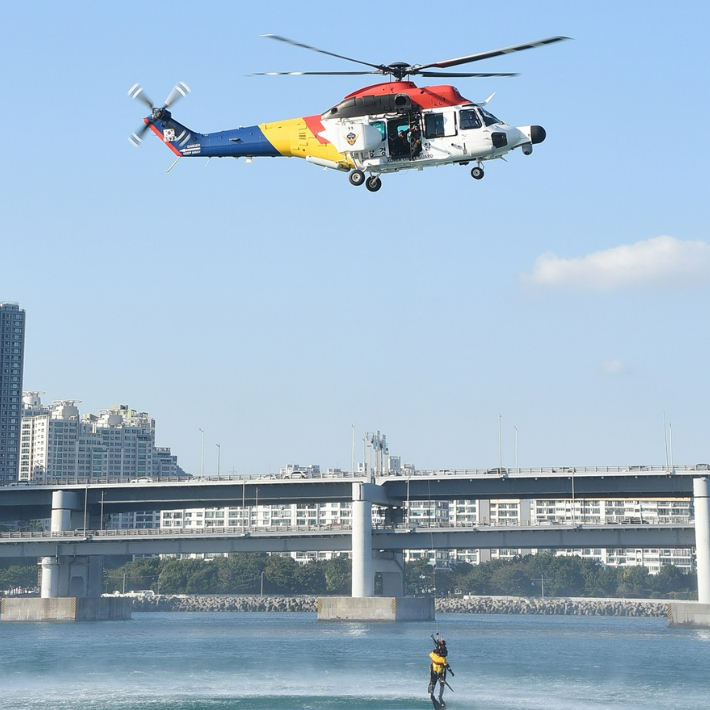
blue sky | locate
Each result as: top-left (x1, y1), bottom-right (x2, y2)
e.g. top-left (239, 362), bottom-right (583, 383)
top-left (2, 1), bottom-right (709, 476)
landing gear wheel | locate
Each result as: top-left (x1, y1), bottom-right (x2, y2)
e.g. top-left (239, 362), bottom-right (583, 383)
top-left (365, 176), bottom-right (382, 192)
top-left (471, 166), bottom-right (484, 180)
top-left (349, 169), bottom-right (365, 186)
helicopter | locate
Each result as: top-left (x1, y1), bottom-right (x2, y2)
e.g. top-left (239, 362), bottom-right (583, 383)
top-left (129, 34), bottom-right (569, 191)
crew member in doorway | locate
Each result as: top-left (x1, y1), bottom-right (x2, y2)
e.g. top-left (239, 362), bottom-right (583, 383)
top-left (409, 122), bottom-right (422, 159)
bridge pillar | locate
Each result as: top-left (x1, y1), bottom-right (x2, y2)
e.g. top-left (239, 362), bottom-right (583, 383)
top-left (39, 490), bottom-right (100, 599)
top-left (39, 557), bottom-right (60, 597)
top-left (50, 490), bottom-right (81, 532)
top-left (694, 477), bottom-right (710, 604)
top-left (351, 482), bottom-right (373, 597)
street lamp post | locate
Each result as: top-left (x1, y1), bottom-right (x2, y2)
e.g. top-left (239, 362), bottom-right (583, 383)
top-left (199, 428), bottom-right (205, 479)
top-left (498, 414), bottom-right (502, 472)
top-left (534, 575), bottom-right (545, 599)
top-left (216, 443), bottom-right (221, 480)
top-left (571, 470), bottom-right (576, 525)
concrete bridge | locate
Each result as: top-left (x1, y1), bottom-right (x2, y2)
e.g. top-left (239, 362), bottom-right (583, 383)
top-left (0, 522), bottom-right (695, 558)
top-left (1, 467), bottom-right (708, 605)
top-left (0, 465), bottom-right (700, 522)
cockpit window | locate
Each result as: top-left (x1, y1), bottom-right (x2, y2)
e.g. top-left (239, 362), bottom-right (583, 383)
top-left (459, 109), bottom-right (482, 130)
top-left (480, 109), bottom-right (502, 127)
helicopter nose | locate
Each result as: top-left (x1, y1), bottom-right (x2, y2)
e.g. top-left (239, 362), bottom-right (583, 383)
top-left (530, 125), bottom-right (546, 144)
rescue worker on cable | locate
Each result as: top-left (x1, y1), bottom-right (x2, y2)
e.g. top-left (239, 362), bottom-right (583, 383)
top-left (428, 635), bottom-right (454, 706)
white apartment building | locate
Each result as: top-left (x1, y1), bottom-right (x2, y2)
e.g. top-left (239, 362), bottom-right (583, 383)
top-left (159, 485), bottom-right (695, 573)
top-left (19, 395), bottom-right (182, 483)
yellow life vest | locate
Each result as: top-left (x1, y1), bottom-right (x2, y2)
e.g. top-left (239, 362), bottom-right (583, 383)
top-left (429, 651), bottom-right (448, 673)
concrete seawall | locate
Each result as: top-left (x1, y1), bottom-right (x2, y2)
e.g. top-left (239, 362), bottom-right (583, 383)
top-left (129, 594), bottom-right (668, 617)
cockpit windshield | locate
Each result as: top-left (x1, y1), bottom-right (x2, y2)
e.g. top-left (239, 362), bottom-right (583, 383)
top-left (459, 109), bottom-right (482, 130)
top-left (480, 108), bottom-right (502, 126)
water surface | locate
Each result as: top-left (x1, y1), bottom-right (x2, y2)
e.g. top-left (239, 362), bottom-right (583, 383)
top-left (2, 611), bottom-right (708, 710)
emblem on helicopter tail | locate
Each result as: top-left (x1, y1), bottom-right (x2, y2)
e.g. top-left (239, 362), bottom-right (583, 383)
top-left (163, 128), bottom-right (176, 142)
top-left (345, 132), bottom-right (358, 146)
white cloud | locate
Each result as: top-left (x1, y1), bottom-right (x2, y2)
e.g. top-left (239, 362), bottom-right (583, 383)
top-left (598, 358), bottom-right (627, 376)
top-left (522, 236), bottom-right (710, 292)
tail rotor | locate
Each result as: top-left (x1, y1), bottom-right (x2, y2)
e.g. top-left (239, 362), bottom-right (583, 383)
top-left (128, 81), bottom-right (190, 147)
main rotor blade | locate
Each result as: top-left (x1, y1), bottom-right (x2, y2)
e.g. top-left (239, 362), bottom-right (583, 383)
top-left (414, 36), bottom-right (571, 72)
top-left (128, 83), bottom-right (154, 109)
top-left (261, 34), bottom-right (386, 72)
top-left (163, 81), bottom-right (190, 108)
top-left (249, 70), bottom-right (381, 76)
top-left (417, 71), bottom-right (519, 78)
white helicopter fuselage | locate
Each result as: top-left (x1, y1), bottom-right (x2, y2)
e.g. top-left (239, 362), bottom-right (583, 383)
top-left (319, 100), bottom-right (543, 176)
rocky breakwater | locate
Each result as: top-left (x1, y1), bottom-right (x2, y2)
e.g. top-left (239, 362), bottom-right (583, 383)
top-left (437, 595), bottom-right (668, 617)
top-left (131, 594), bottom-right (317, 612)
top-left (129, 594), bottom-right (667, 617)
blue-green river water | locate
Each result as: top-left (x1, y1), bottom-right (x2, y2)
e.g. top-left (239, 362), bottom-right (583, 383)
top-left (2, 611), bottom-right (710, 710)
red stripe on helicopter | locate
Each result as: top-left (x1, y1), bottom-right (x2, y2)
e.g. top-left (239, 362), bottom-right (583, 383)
top-left (303, 115), bottom-right (330, 144)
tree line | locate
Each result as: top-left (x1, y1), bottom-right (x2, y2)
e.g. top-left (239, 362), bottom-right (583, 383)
top-left (100, 552), bottom-right (697, 600)
top-left (1, 553), bottom-right (696, 599)
top-left (103, 554), bottom-right (352, 596)
top-left (405, 554), bottom-right (696, 599)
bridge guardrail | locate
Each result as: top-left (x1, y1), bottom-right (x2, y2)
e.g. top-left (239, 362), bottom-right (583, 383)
top-left (0, 517), bottom-right (695, 541)
top-left (8, 463), bottom-right (709, 487)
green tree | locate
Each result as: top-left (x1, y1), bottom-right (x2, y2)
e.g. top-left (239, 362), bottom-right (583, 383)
top-left (185, 564), bottom-right (219, 594)
top-left (490, 564), bottom-right (534, 596)
top-left (158, 559), bottom-right (208, 594)
top-left (528, 554), bottom-right (586, 596)
top-left (294, 560), bottom-right (327, 594)
top-left (585, 564), bottom-right (620, 597)
top-left (448, 561), bottom-right (475, 593)
top-left (218, 553), bottom-right (269, 593)
top-left (324, 555), bottom-right (351, 594)
top-left (617, 566), bottom-right (651, 597)
top-left (653, 564), bottom-right (694, 595)
top-left (0, 564), bottom-right (38, 591)
top-left (405, 558), bottom-right (433, 595)
top-left (265, 555), bottom-right (299, 594)
top-left (458, 559), bottom-right (508, 595)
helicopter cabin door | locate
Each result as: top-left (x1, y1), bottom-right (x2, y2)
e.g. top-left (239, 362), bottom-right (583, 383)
top-left (387, 115), bottom-right (423, 160)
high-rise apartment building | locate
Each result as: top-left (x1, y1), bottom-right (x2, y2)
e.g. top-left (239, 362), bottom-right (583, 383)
top-left (19, 396), bottom-right (183, 482)
top-left (0, 302), bottom-right (25, 484)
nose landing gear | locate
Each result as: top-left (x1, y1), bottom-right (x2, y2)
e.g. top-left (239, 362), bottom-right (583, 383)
top-left (471, 166), bottom-right (484, 180)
